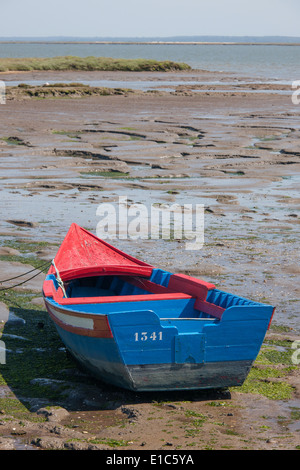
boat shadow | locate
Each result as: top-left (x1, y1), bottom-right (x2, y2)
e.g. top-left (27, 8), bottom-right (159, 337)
top-left (0, 305), bottom-right (232, 414)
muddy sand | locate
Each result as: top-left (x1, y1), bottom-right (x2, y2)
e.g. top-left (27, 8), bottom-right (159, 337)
top-left (0, 69), bottom-right (299, 450)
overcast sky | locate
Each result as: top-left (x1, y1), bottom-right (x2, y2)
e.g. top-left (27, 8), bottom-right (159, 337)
top-left (0, 0), bottom-right (299, 38)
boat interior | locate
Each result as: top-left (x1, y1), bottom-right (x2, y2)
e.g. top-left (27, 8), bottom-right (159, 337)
top-left (63, 269), bottom-right (256, 320)
top-left (44, 268), bottom-right (258, 321)
top-left (67, 274), bottom-right (168, 299)
top-left (65, 274), bottom-right (216, 319)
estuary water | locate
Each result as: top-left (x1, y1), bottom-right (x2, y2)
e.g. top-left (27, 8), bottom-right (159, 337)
top-left (1, 39), bottom-right (300, 81)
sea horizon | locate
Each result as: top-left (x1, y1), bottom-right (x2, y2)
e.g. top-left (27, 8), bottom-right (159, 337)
top-left (1, 35), bottom-right (300, 44)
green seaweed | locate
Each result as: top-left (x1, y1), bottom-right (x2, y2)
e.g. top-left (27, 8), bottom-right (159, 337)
top-left (89, 438), bottom-right (130, 447)
top-left (1, 137), bottom-right (25, 146)
top-left (1, 239), bottom-right (53, 253)
top-left (231, 340), bottom-right (296, 400)
top-left (81, 170), bottom-right (130, 178)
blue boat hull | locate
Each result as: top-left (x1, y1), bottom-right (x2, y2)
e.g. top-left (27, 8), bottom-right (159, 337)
top-left (44, 267), bottom-right (274, 391)
top-left (49, 318), bottom-right (253, 392)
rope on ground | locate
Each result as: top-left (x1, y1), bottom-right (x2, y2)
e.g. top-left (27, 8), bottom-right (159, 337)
top-left (0, 260), bottom-right (51, 284)
top-left (0, 260), bottom-right (51, 292)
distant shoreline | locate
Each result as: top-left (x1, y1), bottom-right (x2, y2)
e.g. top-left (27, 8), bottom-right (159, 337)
top-left (1, 41), bottom-right (300, 46)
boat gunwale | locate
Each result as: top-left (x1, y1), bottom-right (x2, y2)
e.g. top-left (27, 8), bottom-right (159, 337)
top-left (52, 292), bottom-right (193, 305)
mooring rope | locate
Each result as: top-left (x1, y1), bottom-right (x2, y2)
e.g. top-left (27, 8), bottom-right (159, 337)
top-left (0, 260), bottom-right (51, 292)
top-left (0, 260), bottom-right (51, 284)
top-left (51, 260), bottom-right (67, 298)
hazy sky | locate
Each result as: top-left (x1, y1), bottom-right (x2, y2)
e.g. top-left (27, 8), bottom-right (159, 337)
top-left (1, 0), bottom-right (299, 38)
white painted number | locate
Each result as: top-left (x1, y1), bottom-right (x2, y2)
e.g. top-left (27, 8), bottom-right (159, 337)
top-left (141, 332), bottom-right (147, 341)
top-left (134, 331), bottom-right (162, 342)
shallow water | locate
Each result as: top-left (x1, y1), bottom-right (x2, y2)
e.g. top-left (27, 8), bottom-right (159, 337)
top-left (4, 79), bottom-right (292, 95)
top-left (1, 42), bottom-right (300, 80)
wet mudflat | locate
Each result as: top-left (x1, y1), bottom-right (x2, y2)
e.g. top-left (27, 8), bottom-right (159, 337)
top-left (0, 70), bottom-right (299, 450)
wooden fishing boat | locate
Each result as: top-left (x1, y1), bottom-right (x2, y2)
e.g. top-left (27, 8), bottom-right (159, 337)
top-left (42, 223), bottom-right (275, 392)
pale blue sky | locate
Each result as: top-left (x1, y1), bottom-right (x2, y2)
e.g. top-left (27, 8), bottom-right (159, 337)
top-left (1, 0), bottom-right (299, 38)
